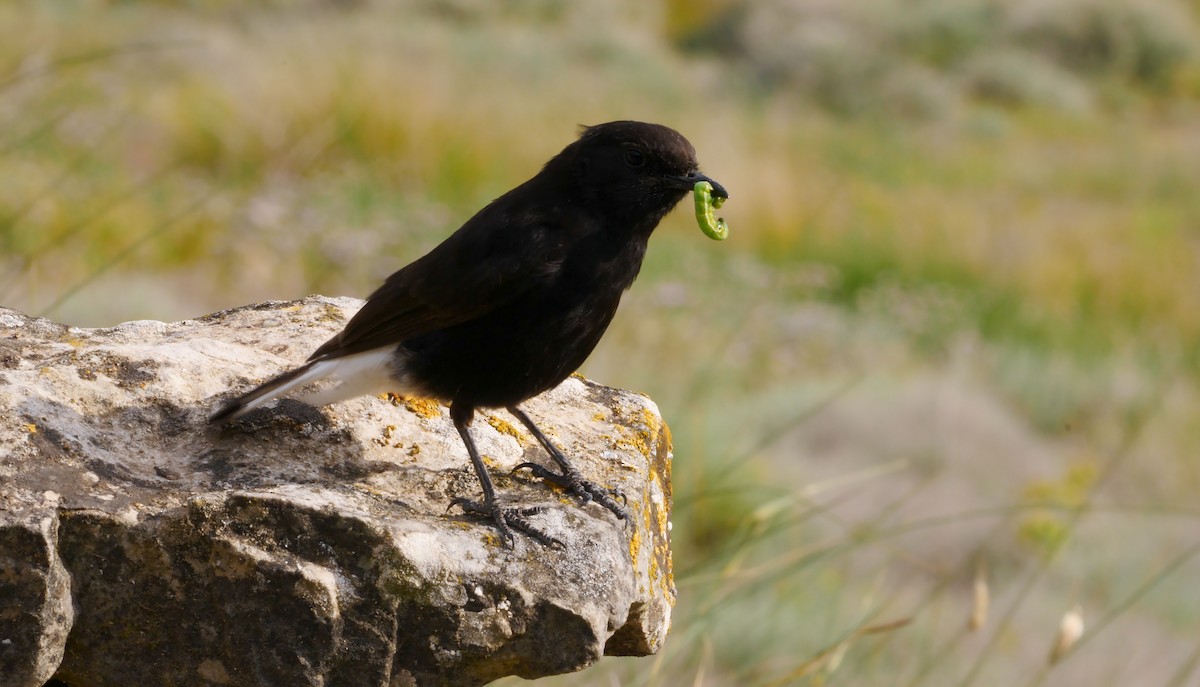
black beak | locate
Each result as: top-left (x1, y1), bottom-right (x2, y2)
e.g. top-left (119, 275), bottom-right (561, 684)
top-left (670, 172), bottom-right (729, 199)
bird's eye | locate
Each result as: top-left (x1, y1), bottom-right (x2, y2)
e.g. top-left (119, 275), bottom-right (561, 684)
top-left (623, 149), bottom-right (646, 168)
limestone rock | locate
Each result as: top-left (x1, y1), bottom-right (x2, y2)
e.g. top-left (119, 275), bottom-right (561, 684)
top-left (0, 504), bottom-right (73, 687)
top-left (0, 296), bottom-right (675, 687)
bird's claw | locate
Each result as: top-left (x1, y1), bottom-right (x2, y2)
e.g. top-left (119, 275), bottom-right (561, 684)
top-left (448, 497), bottom-right (562, 548)
top-left (512, 462), bottom-right (629, 521)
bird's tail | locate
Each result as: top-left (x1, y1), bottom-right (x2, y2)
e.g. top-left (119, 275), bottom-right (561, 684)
top-left (209, 347), bottom-right (410, 424)
top-left (208, 360), bottom-right (329, 423)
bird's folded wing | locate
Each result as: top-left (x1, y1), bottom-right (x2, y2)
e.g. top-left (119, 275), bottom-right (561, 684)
top-left (308, 210), bottom-right (577, 360)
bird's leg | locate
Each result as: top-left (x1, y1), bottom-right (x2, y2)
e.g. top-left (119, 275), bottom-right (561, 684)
top-left (508, 405), bottom-right (629, 521)
top-left (447, 403), bottom-right (562, 548)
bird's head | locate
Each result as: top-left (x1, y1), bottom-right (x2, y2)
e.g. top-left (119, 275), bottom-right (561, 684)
top-left (550, 121), bottom-right (728, 230)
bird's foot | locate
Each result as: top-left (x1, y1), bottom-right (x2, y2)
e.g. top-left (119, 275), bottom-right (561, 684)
top-left (448, 497), bottom-right (563, 549)
top-left (513, 462), bottom-right (629, 521)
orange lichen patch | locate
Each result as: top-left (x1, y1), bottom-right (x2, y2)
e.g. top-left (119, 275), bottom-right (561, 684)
top-left (486, 415), bottom-right (524, 443)
top-left (24, 423), bottom-right (38, 434)
top-left (632, 430), bottom-right (653, 459)
top-left (648, 421), bottom-right (673, 499)
top-left (390, 395), bottom-right (441, 419)
top-left (634, 408), bottom-right (666, 458)
top-left (608, 433), bottom-right (636, 453)
top-left (607, 406), bottom-right (666, 464)
top-left (609, 428), bottom-right (655, 464)
top-left (627, 524), bottom-right (641, 565)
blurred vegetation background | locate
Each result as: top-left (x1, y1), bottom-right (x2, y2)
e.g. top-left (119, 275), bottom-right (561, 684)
top-left (5, 0), bottom-right (1200, 685)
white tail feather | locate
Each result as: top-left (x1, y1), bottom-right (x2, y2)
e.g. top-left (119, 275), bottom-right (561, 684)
top-left (212, 347), bottom-right (416, 422)
top-left (299, 348), bottom-right (413, 406)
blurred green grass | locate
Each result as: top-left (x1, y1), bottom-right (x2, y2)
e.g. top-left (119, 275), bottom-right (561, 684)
top-left (5, 1), bottom-right (1200, 685)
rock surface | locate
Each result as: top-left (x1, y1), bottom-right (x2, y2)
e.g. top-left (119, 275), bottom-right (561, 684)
top-left (0, 297), bottom-right (675, 687)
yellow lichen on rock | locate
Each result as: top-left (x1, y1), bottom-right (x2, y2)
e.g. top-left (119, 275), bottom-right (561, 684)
top-left (627, 525), bottom-right (641, 566)
top-left (487, 415), bottom-right (524, 443)
top-left (402, 397), bottom-right (443, 419)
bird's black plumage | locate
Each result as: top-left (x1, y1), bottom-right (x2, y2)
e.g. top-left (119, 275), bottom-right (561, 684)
top-left (211, 120), bottom-right (727, 545)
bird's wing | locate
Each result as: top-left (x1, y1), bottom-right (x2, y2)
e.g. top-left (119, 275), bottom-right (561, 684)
top-left (308, 206), bottom-right (576, 360)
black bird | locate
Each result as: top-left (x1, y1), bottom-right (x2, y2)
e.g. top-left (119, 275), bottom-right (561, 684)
top-left (210, 120), bottom-right (728, 545)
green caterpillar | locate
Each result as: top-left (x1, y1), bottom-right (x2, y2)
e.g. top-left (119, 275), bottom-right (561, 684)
top-left (693, 181), bottom-right (729, 241)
